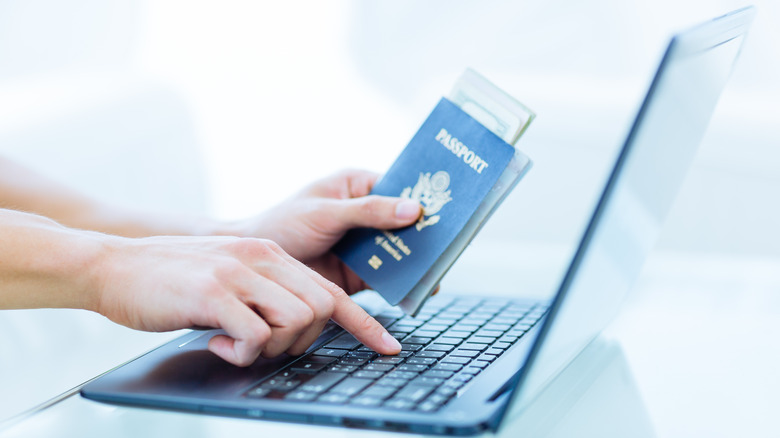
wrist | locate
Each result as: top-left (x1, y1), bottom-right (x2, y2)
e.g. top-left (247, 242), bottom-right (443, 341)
top-left (0, 209), bottom-right (118, 312)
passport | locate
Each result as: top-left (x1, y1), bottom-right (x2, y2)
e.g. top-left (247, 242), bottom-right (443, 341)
top-left (334, 96), bottom-right (532, 315)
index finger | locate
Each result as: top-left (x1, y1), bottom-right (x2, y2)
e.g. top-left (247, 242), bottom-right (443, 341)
top-left (265, 243), bottom-right (401, 355)
top-left (329, 288), bottom-right (402, 355)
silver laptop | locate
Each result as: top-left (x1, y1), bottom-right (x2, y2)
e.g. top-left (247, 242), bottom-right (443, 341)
top-left (81, 7), bottom-right (754, 435)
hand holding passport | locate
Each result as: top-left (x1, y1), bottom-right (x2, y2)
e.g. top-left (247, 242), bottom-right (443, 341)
top-left (335, 69), bottom-right (535, 315)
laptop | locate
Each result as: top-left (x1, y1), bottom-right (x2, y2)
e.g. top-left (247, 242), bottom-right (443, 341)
top-left (81, 7), bottom-right (755, 435)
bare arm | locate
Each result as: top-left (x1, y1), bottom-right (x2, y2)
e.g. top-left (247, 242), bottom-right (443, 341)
top-left (0, 161), bottom-right (421, 367)
top-left (0, 208), bottom-right (403, 366)
top-left (0, 157), bottom-right (215, 237)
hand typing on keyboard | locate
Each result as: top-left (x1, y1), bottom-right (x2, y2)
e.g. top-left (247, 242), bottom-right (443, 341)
top-left (0, 163), bottom-right (419, 368)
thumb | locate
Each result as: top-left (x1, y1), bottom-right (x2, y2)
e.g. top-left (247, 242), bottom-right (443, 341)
top-left (331, 195), bottom-right (421, 231)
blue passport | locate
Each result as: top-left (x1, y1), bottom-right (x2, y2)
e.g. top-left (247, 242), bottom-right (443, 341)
top-left (334, 98), bottom-right (522, 314)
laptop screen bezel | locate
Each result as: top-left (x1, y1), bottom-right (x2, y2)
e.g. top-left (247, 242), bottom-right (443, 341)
top-left (493, 6), bottom-right (756, 431)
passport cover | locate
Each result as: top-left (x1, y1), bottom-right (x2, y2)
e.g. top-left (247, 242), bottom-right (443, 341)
top-left (333, 98), bottom-right (515, 306)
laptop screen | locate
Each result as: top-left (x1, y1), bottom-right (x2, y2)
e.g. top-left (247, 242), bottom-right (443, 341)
top-left (498, 7), bottom-right (754, 425)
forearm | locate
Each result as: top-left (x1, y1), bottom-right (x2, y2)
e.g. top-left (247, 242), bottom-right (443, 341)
top-left (0, 157), bottom-right (217, 238)
top-left (0, 208), bottom-right (107, 311)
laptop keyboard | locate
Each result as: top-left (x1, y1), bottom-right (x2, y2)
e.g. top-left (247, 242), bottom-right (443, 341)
top-left (244, 296), bottom-right (548, 412)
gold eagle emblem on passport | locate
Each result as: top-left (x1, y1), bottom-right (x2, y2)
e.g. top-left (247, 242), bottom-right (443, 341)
top-left (400, 171), bottom-right (453, 231)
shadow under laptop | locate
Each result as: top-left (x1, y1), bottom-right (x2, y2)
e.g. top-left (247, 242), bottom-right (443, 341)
top-left (1, 335), bottom-right (656, 438)
top-left (502, 336), bottom-right (656, 438)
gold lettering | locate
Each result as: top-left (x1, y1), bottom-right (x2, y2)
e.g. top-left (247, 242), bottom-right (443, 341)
top-left (382, 231), bottom-right (411, 256)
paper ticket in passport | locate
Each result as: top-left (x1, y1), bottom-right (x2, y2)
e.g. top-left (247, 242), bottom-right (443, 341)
top-left (334, 70), bottom-right (535, 316)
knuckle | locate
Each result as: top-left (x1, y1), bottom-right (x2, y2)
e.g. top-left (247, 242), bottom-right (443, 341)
top-left (357, 313), bottom-right (378, 334)
top-left (249, 322), bottom-right (272, 346)
top-left (317, 293), bottom-right (336, 319)
top-left (213, 259), bottom-right (246, 282)
top-left (229, 238), bottom-right (281, 260)
top-left (293, 306), bottom-right (315, 328)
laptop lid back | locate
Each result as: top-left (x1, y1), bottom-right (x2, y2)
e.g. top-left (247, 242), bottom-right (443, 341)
top-left (494, 6), bottom-right (755, 429)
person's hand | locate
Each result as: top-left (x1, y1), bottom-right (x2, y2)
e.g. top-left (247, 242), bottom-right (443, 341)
top-left (95, 234), bottom-right (402, 367)
top-left (220, 169), bottom-right (422, 294)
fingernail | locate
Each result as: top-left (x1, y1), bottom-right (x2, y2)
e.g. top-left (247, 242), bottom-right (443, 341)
top-left (381, 331), bottom-right (402, 352)
top-left (395, 200), bottom-right (421, 220)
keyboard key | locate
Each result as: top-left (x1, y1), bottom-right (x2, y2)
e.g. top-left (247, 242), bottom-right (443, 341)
top-left (417, 401), bottom-right (441, 412)
top-left (469, 360), bottom-right (490, 369)
top-left (323, 334), bottom-right (361, 350)
top-left (387, 370), bottom-right (420, 380)
top-left (373, 356), bottom-right (405, 365)
top-left (484, 348), bottom-right (504, 356)
top-left (362, 363), bottom-right (395, 372)
top-left (491, 342), bottom-right (512, 350)
top-left (330, 377), bottom-right (373, 396)
top-left (467, 336), bottom-right (496, 344)
top-left (318, 393), bottom-right (349, 404)
top-left (461, 366), bottom-right (482, 375)
top-left (388, 331), bottom-right (407, 340)
top-left (417, 350), bottom-right (446, 359)
top-left (375, 316), bottom-right (399, 327)
top-left (354, 370), bottom-right (385, 379)
top-left (406, 357), bottom-right (436, 365)
top-left (298, 372), bottom-right (346, 393)
top-left (441, 356), bottom-right (471, 365)
top-left (402, 336), bottom-right (433, 345)
top-left (434, 337), bottom-right (462, 345)
top-left (411, 376), bottom-right (446, 386)
top-left (285, 390), bottom-right (318, 401)
top-left (397, 364), bottom-right (428, 372)
top-left (492, 317), bottom-right (521, 325)
top-left (425, 343), bottom-right (455, 352)
top-left (477, 353), bottom-right (498, 362)
top-left (400, 343), bottom-right (422, 352)
top-left (328, 364), bottom-right (358, 373)
top-left (389, 324), bottom-right (416, 333)
top-left (313, 348), bottom-right (349, 358)
top-left (347, 351), bottom-right (377, 359)
top-left (361, 385), bottom-right (397, 399)
top-left (375, 377), bottom-right (409, 388)
top-left (423, 370), bottom-right (454, 379)
top-left (377, 308), bottom-right (405, 319)
top-left (427, 318), bottom-right (458, 327)
top-left (384, 398), bottom-right (415, 410)
top-left (350, 396), bottom-right (384, 407)
top-left (394, 384), bottom-right (435, 402)
top-left (443, 379), bottom-right (466, 390)
top-left (449, 349), bottom-right (480, 358)
top-left (483, 323), bottom-right (512, 332)
top-left (438, 311), bottom-right (466, 319)
top-left (450, 324), bottom-right (480, 333)
top-left (432, 363), bottom-right (462, 372)
top-left (411, 330), bottom-right (441, 338)
top-left (435, 386), bottom-right (458, 397)
top-left (246, 386), bottom-right (271, 398)
top-left (290, 363), bottom-right (328, 374)
top-left (458, 343), bottom-right (487, 351)
top-left (453, 373), bottom-right (474, 383)
top-left (442, 330), bottom-right (471, 339)
top-left (475, 329), bottom-right (504, 338)
top-left (338, 357), bottom-right (369, 366)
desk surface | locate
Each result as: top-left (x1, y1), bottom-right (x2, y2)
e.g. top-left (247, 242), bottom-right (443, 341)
top-left (1, 247), bottom-right (779, 437)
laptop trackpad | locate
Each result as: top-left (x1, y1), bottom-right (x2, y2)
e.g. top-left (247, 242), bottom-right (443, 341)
top-left (111, 330), bottom-right (297, 398)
